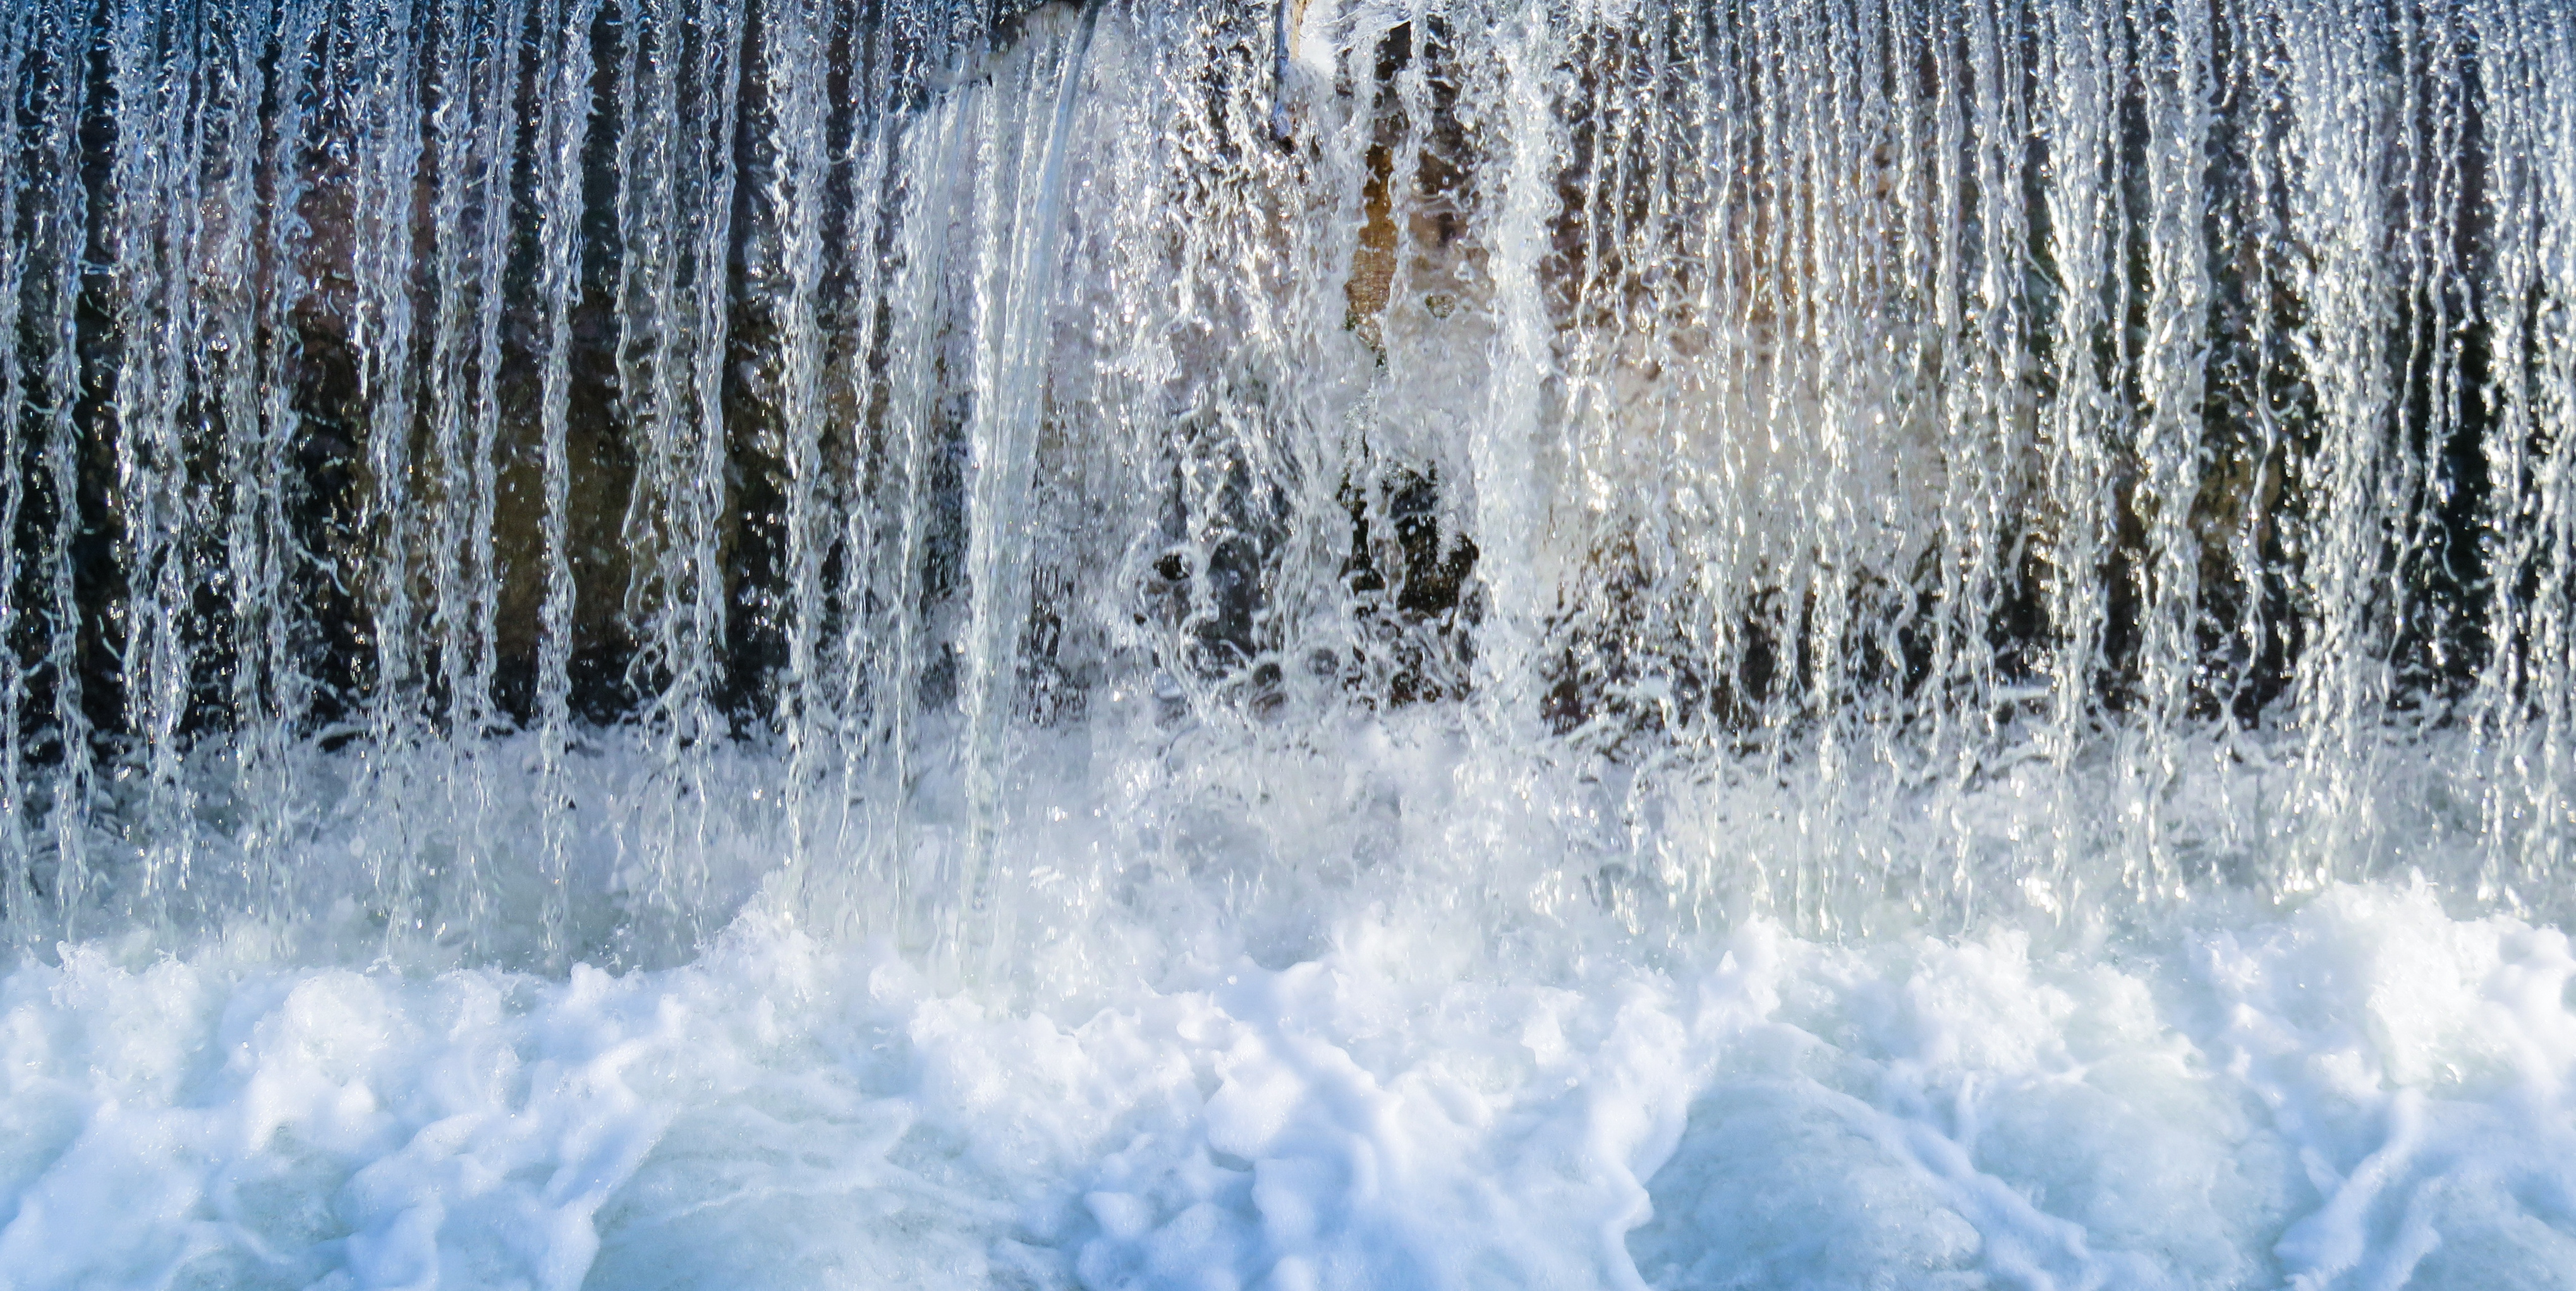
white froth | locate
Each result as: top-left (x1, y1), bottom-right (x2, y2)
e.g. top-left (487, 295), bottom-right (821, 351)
top-left (2, 883), bottom-right (2572, 1289)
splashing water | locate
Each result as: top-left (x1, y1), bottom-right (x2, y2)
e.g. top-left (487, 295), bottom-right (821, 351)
top-left (2, 0), bottom-right (2575, 1285)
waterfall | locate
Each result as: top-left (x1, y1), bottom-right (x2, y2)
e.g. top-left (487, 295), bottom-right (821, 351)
top-left (0, 0), bottom-right (2570, 971)
top-left (10, 4), bottom-right (2576, 1287)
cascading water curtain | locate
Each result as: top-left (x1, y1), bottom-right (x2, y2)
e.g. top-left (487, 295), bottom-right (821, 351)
top-left (0, 0), bottom-right (2570, 967)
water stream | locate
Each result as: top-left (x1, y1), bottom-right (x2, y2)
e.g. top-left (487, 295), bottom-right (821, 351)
top-left (2, 1), bottom-right (2573, 1285)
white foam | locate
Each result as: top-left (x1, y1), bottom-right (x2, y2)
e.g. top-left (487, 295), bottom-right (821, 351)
top-left (4, 883), bottom-right (2573, 1288)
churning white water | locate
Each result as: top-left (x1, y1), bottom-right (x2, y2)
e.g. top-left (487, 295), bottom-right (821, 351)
top-left (3, 0), bottom-right (2575, 1285)
top-left (13, 861), bottom-right (2576, 1290)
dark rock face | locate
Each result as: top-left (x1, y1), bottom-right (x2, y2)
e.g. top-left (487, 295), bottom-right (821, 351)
top-left (0, 0), bottom-right (2550, 760)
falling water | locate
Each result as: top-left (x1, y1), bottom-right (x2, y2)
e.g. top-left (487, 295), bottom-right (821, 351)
top-left (6, 1), bottom-right (2576, 1284)
top-left (4, 0), bottom-right (2567, 967)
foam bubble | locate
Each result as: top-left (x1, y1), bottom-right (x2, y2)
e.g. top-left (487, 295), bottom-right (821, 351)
top-left (1, 884), bottom-right (2571, 1288)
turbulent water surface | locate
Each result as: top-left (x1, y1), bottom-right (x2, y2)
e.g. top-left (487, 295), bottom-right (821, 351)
top-left (2, 0), bottom-right (2575, 1285)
